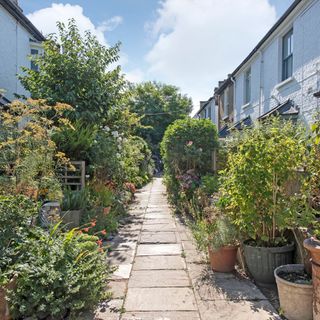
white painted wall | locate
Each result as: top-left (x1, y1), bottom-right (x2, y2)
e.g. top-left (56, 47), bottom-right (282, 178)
top-left (0, 4), bottom-right (36, 100)
top-left (234, 0), bottom-right (320, 126)
top-left (199, 99), bottom-right (219, 128)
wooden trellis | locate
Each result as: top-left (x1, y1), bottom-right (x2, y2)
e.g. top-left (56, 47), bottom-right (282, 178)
top-left (60, 161), bottom-right (85, 190)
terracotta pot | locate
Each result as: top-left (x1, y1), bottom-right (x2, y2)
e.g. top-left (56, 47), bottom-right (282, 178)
top-left (208, 246), bottom-right (238, 273)
top-left (304, 237), bottom-right (320, 319)
top-left (0, 279), bottom-right (16, 320)
top-left (274, 264), bottom-right (313, 320)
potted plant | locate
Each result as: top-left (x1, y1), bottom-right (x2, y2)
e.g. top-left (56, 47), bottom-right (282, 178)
top-left (61, 188), bottom-right (88, 228)
top-left (221, 118), bottom-right (309, 285)
top-left (192, 204), bottom-right (239, 272)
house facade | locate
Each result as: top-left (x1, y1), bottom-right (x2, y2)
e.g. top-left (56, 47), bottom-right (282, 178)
top-left (0, 0), bottom-right (45, 102)
top-left (233, 0), bottom-right (320, 128)
top-left (194, 97), bottom-right (219, 128)
top-left (196, 0), bottom-right (320, 136)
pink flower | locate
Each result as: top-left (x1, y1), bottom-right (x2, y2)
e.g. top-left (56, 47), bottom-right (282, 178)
top-left (186, 141), bottom-right (193, 146)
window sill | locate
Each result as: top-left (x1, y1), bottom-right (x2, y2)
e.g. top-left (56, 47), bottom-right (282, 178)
top-left (275, 76), bottom-right (294, 90)
top-left (242, 102), bottom-right (251, 110)
top-left (222, 115), bottom-right (229, 121)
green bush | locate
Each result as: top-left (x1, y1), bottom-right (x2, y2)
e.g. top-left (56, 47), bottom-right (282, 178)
top-left (161, 118), bottom-right (218, 205)
top-left (61, 188), bottom-right (89, 211)
top-left (220, 117), bottom-right (313, 246)
top-left (8, 226), bottom-right (110, 319)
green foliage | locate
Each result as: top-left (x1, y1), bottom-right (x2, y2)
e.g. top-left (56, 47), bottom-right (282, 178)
top-left (53, 120), bottom-right (97, 161)
top-left (161, 118), bottom-right (218, 205)
top-left (123, 136), bottom-right (154, 188)
top-left (129, 81), bottom-right (192, 158)
top-left (19, 19), bottom-right (124, 125)
top-left (200, 174), bottom-right (219, 196)
top-left (0, 99), bottom-right (72, 201)
top-left (61, 188), bottom-right (89, 211)
top-left (220, 117), bottom-right (313, 246)
top-left (191, 206), bottom-right (238, 252)
top-left (7, 226), bottom-right (110, 319)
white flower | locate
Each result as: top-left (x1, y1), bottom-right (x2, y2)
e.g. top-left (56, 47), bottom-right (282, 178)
top-left (118, 137), bottom-right (122, 142)
top-left (103, 126), bottom-right (110, 132)
top-left (112, 131), bottom-right (119, 138)
top-left (116, 153), bottom-right (121, 158)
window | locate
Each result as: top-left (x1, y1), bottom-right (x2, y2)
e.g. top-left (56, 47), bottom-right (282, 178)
top-left (282, 29), bottom-right (293, 81)
top-left (244, 68), bottom-right (251, 104)
top-left (207, 105), bottom-right (212, 120)
top-left (30, 48), bottom-right (39, 71)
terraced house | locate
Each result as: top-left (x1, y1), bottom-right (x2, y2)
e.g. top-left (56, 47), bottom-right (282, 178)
top-left (0, 0), bottom-right (45, 104)
top-left (196, 0), bottom-right (320, 137)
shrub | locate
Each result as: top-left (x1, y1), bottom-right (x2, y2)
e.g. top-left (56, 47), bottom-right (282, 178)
top-left (7, 226), bottom-right (110, 319)
top-left (220, 117), bottom-right (313, 246)
top-left (61, 188), bottom-right (89, 211)
top-left (161, 118), bottom-right (218, 205)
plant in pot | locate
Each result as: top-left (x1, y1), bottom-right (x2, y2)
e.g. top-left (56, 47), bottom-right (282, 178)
top-left (221, 117), bottom-right (309, 285)
top-left (192, 203), bottom-right (239, 272)
top-left (61, 188), bottom-right (88, 228)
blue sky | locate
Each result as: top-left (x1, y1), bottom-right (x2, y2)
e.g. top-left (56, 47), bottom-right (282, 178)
top-left (20, 0), bottom-right (294, 111)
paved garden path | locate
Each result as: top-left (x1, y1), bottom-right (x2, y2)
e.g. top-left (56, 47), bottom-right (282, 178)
top-left (91, 178), bottom-right (281, 320)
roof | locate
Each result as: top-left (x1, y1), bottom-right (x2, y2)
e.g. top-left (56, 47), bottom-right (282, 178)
top-left (219, 116), bottom-right (252, 138)
top-left (195, 96), bottom-right (214, 116)
top-left (0, 95), bottom-right (11, 106)
top-left (0, 0), bottom-right (45, 41)
top-left (258, 99), bottom-right (299, 120)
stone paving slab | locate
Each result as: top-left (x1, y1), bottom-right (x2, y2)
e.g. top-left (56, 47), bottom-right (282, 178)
top-left (124, 288), bottom-right (198, 311)
top-left (181, 240), bottom-right (198, 251)
top-left (137, 244), bottom-right (182, 256)
top-left (80, 299), bottom-right (123, 320)
top-left (143, 218), bottom-right (175, 225)
top-left (144, 213), bottom-right (172, 219)
top-left (128, 270), bottom-right (190, 288)
top-left (108, 250), bottom-right (135, 265)
top-left (133, 255), bottom-right (186, 270)
top-left (107, 280), bottom-right (127, 299)
top-left (121, 311), bottom-right (201, 320)
top-left (140, 232), bottom-right (177, 244)
top-left (142, 223), bottom-right (176, 232)
top-left (197, 299), bottom-right (281, 320)
top-left (183, 249), bottom-right (207, 264)
top-left (111, 264), bottom-right (132, 280)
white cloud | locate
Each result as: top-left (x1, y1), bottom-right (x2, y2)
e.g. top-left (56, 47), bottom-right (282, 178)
top-left (27, 3), bottom-right (122, 46)
top-left (146, 0), bottom-right (277, 111)
top-left (125, 68), bottom-right (145, 83)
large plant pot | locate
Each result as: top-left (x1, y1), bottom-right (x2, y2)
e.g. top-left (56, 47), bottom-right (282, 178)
top-left (243, 241), bottom-right (295, 285)
top-left (61, 209), bottom-right (82, 228)
top-left (0, 279), bottom-right (16, 320)
top-left (209, 246), bottom-right (238, 273)
top-left (304, 237), bottom-right (320, 319)
top-left (274, 264), bottom-right (313, 320)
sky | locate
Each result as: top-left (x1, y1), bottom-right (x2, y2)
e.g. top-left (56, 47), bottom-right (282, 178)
top-left (19, 0), bottom-right (294, 112)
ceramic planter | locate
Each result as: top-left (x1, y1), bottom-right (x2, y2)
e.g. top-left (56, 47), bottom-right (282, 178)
top-left (208, 246), bottom-right (238, 273)
top-left (61, 209), bottom-right (82, 228)
top-left (243, 241), bottom-right (295, 285)
top-left (304, 237), bottom-right (320, 319)
top-left (274, 264), bottom-right (313, 320)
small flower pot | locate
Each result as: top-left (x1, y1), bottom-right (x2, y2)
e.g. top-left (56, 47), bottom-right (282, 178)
top-left (274, 264), bottom-right (313, 320)
top-left (243, 240), bottom-right (295, 286)
top-left (208, 246), bottom-right (238, 273)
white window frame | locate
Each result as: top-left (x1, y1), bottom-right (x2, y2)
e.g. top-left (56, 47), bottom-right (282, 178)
top-left (282, 28), bottom-right (293, 81)
top-left (244, 68), bottom-right (251, 104)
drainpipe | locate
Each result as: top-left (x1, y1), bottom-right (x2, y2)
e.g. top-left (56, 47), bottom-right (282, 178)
top-left (230, 76), bottom-right (236, 123)
top-left (258, 50), bottom-right (264, 118)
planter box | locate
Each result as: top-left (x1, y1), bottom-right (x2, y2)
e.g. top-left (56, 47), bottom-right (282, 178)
top-left (61, 209), bottom-right (82, 228)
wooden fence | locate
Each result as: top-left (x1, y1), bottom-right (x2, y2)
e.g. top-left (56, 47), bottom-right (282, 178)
top-left (60, 161), bottom-right (85, 190)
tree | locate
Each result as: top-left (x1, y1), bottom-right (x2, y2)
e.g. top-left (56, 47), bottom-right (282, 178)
top-left (128, 81), bottom-right (192, 160)
top-left (19, 19), bottom-right (125, 125)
